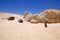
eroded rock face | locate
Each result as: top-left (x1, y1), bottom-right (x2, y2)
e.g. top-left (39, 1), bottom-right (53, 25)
top-left (39, 9), bottom-right (60, 23)
top-left (23, 11), bottom-right (28, 19)
top-left (24, 9), bottom-right (60, 23)
top-left (25, 13), bottom-right (33, 22)
top-left (30, 19), bottom-right (40, 23)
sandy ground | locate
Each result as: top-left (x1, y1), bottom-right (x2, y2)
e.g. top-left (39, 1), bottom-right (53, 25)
top-left (0, 13), bottom-right (60, 40)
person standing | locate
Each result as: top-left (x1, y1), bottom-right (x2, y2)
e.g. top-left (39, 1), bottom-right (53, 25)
top-left (44, 18), bottom-right (48, 27)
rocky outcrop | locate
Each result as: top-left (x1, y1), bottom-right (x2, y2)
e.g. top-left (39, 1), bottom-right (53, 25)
top-left (38, 9), bottom-right (60, 23)
top-left (23, 9), bottom-right (60, 23)
top-left (23, 11), bottom-right (28, 19)
top-left (25, 13), bottom-right (33, 22)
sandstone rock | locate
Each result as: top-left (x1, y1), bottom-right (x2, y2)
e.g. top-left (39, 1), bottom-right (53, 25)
top-left (33, 14), bottom-right (39, 21)
top-left (24, 9), bottom-right (60, 23)
top-left (30, 19), bottom-right (39, 23)
top-left (23, 11), bottom-right (28, 19)
top-left (39, 9), bottom-right (60, 23)
top-left (25, 13), bottom-right (33, 22)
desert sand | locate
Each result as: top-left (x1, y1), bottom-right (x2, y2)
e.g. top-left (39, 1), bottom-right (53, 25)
top-left (0, 13), bottom-right (60, 40)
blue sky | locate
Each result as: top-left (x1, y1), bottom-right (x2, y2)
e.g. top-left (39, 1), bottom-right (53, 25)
top-left (0, 0), bottom-right (60, 15)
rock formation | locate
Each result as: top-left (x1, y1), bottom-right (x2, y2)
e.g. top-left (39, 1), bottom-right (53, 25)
top-left (25, 13), bottom-right (33, 22)
top-left (23, 11), bottom-right (28, 19)
top-left (38, 9), bottom-right (60, 23)
top-left (24, 9), bottom-right (60, 23)
top-left (31, 14), bottom-right (40, 23)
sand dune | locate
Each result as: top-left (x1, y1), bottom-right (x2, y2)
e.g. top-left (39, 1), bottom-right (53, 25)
top-left (0, 13), bottom-right (60, 40)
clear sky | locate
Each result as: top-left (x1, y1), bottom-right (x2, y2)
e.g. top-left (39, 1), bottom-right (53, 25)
top-left (0, 0), bottom-right (60, 15)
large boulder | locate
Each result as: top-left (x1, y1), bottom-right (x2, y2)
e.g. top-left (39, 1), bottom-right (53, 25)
top-left (38, 9), bottom-right (60, 23)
